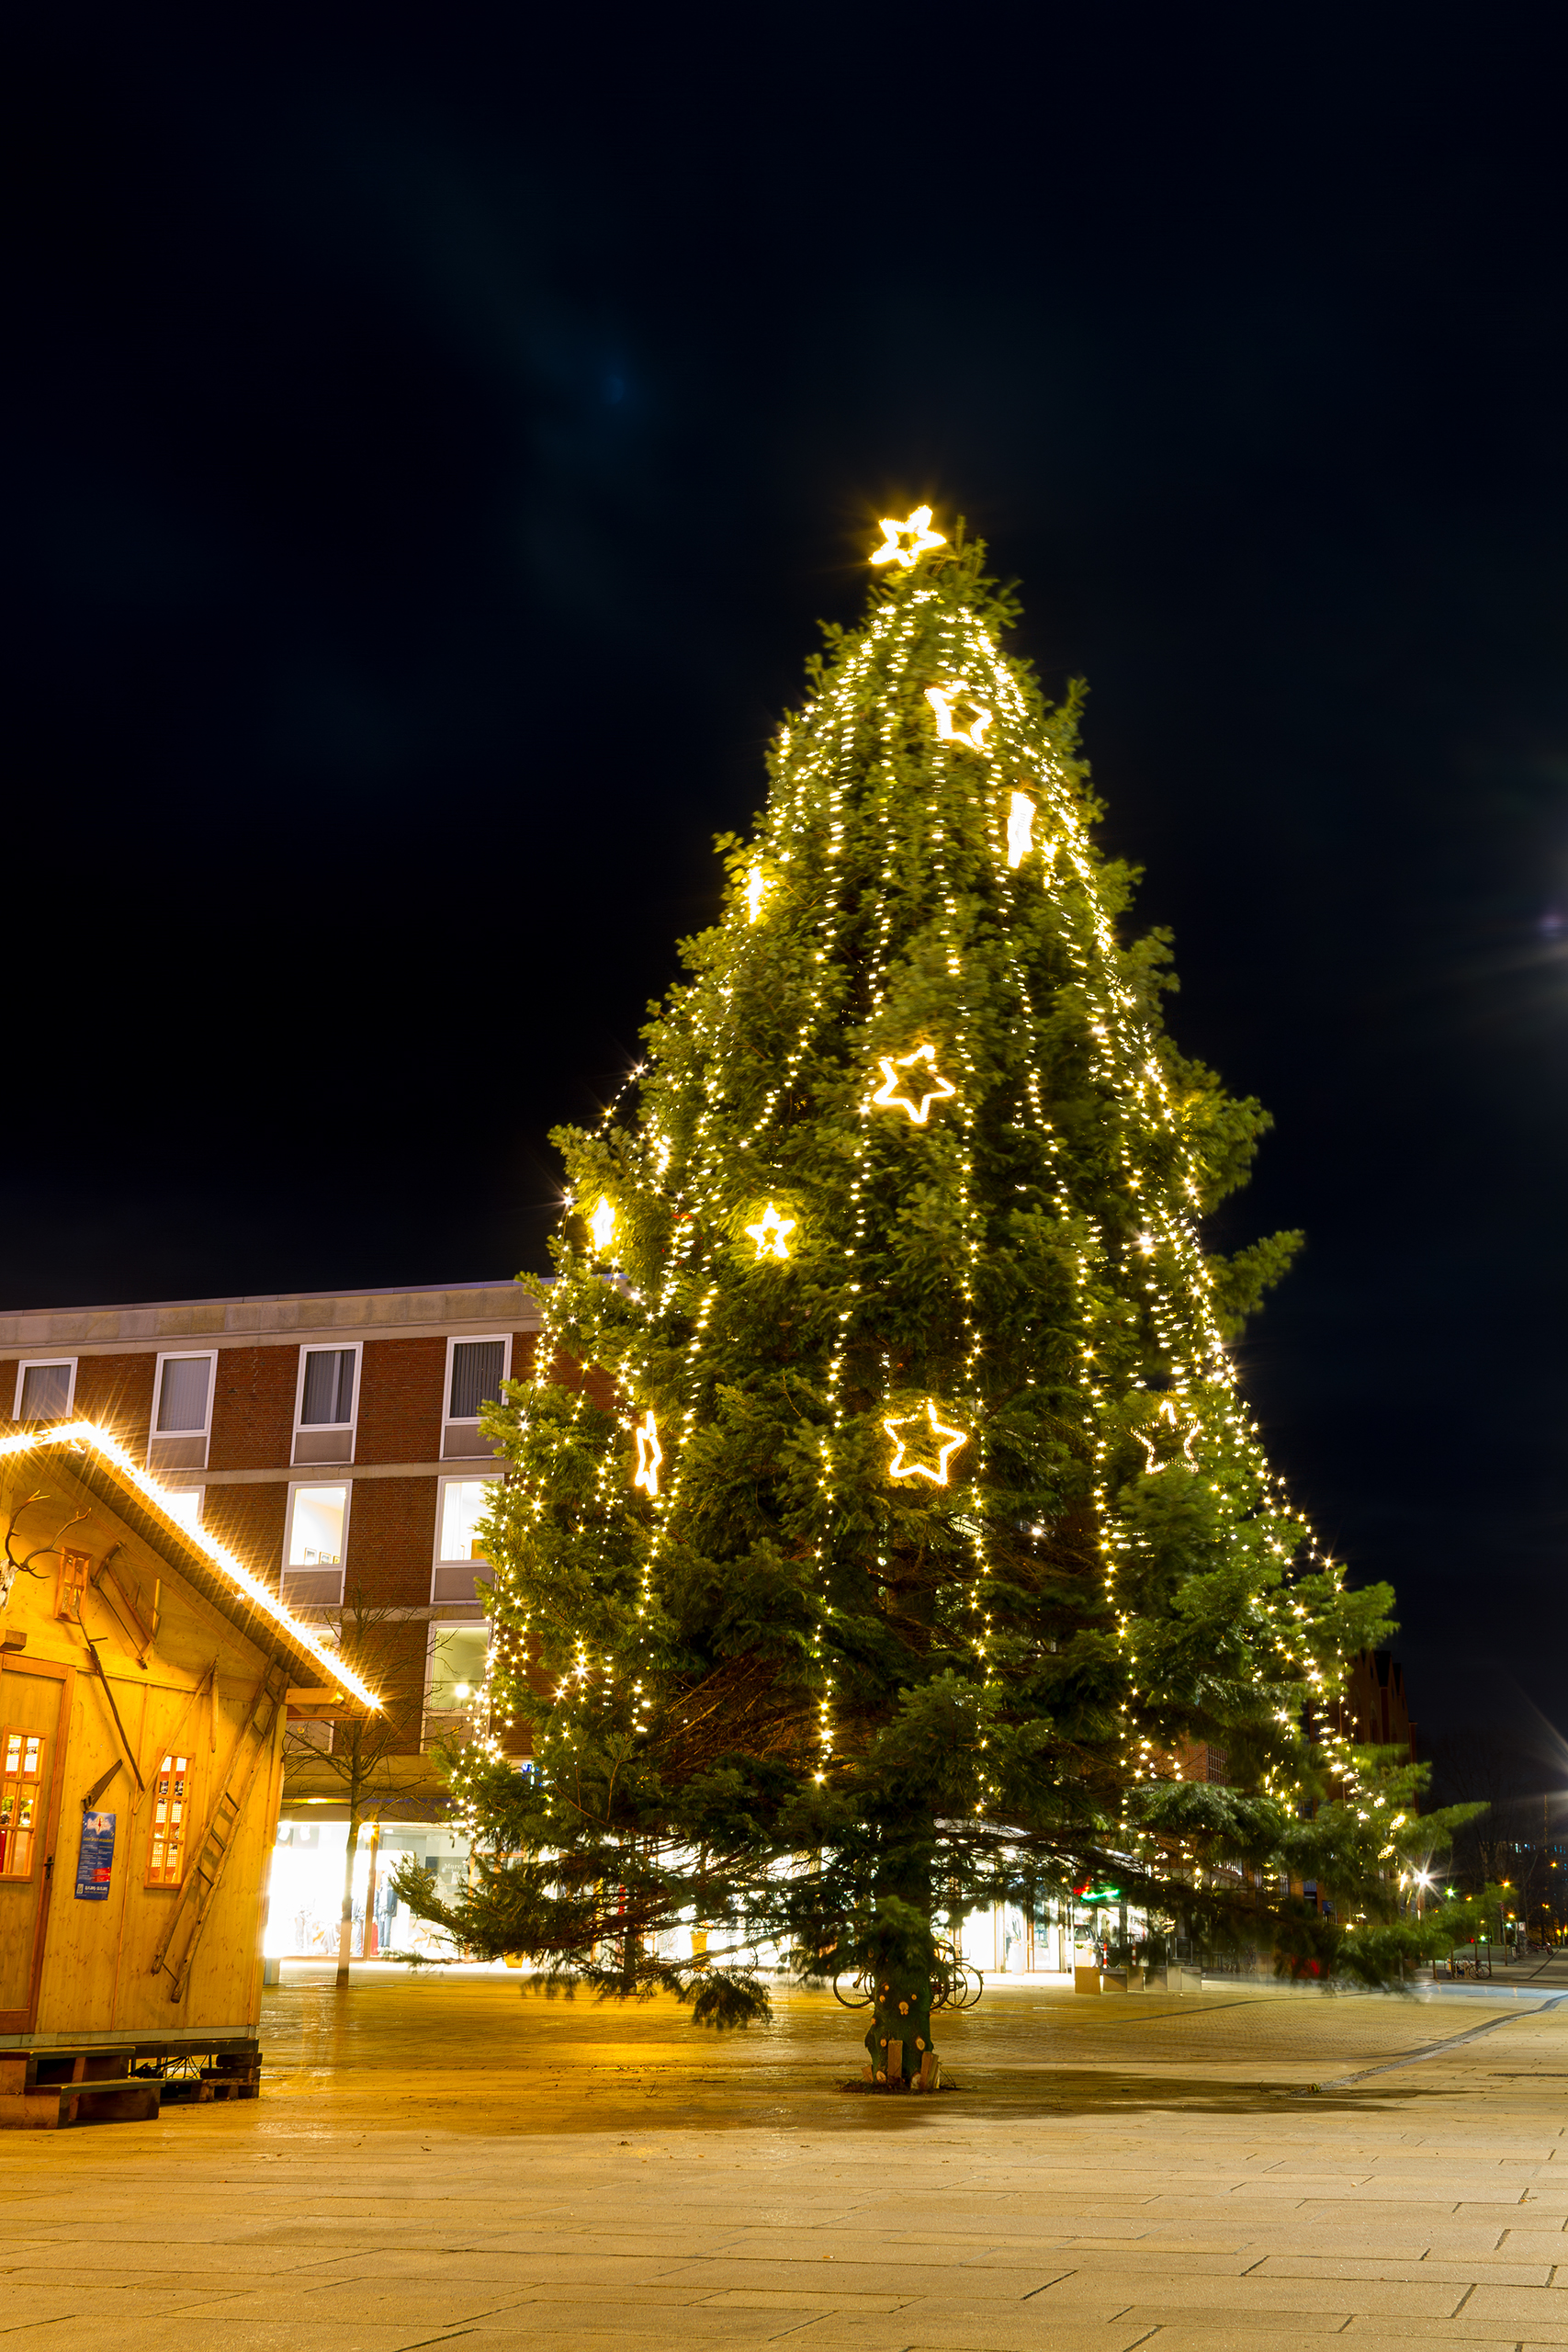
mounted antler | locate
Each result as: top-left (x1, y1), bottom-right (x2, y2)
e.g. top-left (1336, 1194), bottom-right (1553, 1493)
top-left (0, 1490), bottom-right (90, 1609)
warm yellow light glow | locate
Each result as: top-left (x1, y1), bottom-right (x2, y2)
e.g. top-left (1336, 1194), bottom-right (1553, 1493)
top-left (589, 1195), bottom-right (616, 1254)
top-left (870, 505), bottom-right (945, 569)
top-left (633, 1409), bottom-right (662, 1497)
top-left (0, 1421), bottom-right (381, 1709)
top-left (871, 1043), bottom-right (957, 1125)
top-left (884, 1399), bottom-right (970, 1485)
top-left (744, 868), bottom-right (769, 923)
top-left (925, 684), bottom-right (992, 752)
top-left (1007, 790), bottom-right (1036, 868)
top-left (744, 1201), bottom-right (795, 1260)
top-left (1137, 1396), bottom-right (1200, 1476)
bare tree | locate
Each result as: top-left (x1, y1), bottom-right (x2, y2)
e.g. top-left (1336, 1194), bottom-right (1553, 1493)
top-left (287, 1589), bottom-right (430, 1988)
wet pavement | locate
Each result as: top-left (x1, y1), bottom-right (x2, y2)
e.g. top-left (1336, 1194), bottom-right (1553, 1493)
top-left (4, 1958), bottom-right (1568, 2349)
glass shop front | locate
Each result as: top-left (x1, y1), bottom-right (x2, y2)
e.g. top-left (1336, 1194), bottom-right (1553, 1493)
top-left (265, 1813), bottom-right (478, 1961)
top-left (265, 1818), bottom-right (1121, 1981)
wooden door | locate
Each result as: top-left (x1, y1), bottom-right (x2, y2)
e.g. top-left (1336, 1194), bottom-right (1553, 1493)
top-left (0, 1660), bottom-right (72, 2031)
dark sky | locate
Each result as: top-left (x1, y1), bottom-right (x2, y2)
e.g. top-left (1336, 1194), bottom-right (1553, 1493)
top-left (10, 9), bottom-right (1568, 1737)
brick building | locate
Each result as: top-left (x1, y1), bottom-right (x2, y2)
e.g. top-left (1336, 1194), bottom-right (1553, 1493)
top-left (2, 1276), bottom-right (538, 1611)
top-left (1334, 1647), bottom-right (1416, 1761)
top-left (1, 1280), bottom-right (543, 1959)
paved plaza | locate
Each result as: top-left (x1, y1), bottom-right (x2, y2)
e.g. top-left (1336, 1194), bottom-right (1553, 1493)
top-left (4, 1960), bottom-right (1568, 2352)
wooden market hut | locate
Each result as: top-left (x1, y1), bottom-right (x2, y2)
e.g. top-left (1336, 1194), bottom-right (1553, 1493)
top-left (0, 1419), bottom-right (377, 2127)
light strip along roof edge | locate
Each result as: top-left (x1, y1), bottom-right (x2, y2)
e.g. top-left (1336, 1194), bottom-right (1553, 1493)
top-left (0, 1420), bottom-right (382, 1710)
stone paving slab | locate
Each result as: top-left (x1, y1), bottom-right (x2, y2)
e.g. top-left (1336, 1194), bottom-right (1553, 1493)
top-left (1254, 2255), bottom-right (1555, 2283)
top-left (5, 1968), bottom-right (1568, 2350)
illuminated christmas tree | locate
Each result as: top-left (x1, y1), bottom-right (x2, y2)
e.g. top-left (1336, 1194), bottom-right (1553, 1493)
top-left (399, 509), bottom-right (1472, 2066)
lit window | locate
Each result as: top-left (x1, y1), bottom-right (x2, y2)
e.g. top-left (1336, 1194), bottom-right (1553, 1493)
top-left (288, 1485), bottom-right (348, 1568)
top-left (156, 1356), bottom-right (211, 1433)
top-left (439, 1477), bottom-right (498, 1564)
top-left (160, 1488), bottom-right (203, 1534)
top-left (146, 1753), bottom-right (195, 1885)
top-left (299, 1348), bottom-right (356, 1427)
top-left (428, 1627), bottom-right (488, 1713)
top-left (14, 1361), bottom-right (74, 1422)
top-left (54, 1551), bottom-right (91, 1623)
top-left (448, 1340), bottom-right (505, 1421)
top-left (0, 1730), bottom-right (47, 1878)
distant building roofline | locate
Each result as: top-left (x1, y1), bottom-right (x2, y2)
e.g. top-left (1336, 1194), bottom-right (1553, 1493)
top-left (0, 1277), bottom-right (532, 1318)
top-left (0, 1276), bottom-right (547, 1353)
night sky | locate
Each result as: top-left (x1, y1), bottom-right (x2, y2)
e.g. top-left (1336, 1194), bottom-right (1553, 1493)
top-left (11, 12), bottom-right (1568, 1739)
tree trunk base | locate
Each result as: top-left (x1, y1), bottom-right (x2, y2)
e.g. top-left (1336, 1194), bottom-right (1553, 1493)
top-left (855, 2049), bottom-right (942, 2092)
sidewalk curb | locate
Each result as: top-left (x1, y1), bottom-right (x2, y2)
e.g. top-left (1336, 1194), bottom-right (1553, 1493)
top-left (1292, 1994), bottom-right (1568, 2095)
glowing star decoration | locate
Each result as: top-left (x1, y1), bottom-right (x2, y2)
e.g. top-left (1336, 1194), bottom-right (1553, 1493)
top-left (884, 1399), bottom-right (970, 1486)
top-left (1007, 790), bottom-right (1036, 868)
top-left (744, 1201), bottom-right (795, 1260)
top-left (871, 1042), bottom-right (957, 1125)
top-left (870, 504), bottom-right (945, 569)
top-left (589, 1195), bottom-right (616, 1254)
top-left (633, 1409), bottom-right (662, 1498)
top-left (1137, 1396), bottom-right (1201, 1476)
top-left (925, 684), bottom-right (992, 753)
top-left (743, 867), bottom-right (769, 923)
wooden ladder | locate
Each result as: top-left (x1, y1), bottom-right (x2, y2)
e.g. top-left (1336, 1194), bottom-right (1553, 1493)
top-left (151, 1660), bottom-right (288, 2004)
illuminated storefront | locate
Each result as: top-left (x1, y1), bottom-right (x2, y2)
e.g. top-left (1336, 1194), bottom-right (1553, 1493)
top-left (265, 1814), bottom-right (477, 1960)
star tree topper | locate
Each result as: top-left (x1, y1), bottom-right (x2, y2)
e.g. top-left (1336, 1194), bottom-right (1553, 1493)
top-left (870, 505), bottom-right (945, 569)
top-left (884, 1398), bottom-right (970, 1485)
top-left (872, 1042), bottom-right (957, 1125)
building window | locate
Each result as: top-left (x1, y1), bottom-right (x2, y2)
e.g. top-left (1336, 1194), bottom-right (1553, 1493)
top-left (292, 1343), bottom-right (361, 1465)
top-left (282, 1483), bottom-right (350, 1605)
top-left (426, 1623), bottom-right (489, 1721)
top-left (146, 1752), bottom-right (195, 1886)
top-left (301, 1348), bottom-right (355, 1425)
top-left (449, 1340), bottom-right (505, 1419)
top-left (156, 1355), bottom-right (211, 1431)
top-left (440, 1476), bottom-right (497, 1563)
top-left (12, 1360), bottom-right (75, 1422)
top-left (431, 1474), bottom-right (499, 1603)
top-left (159, 1488), bottom-right (203, 1534)
top-left (54, 1552), bottom-right (91, 1623)
top-left (0, 1728), bottom-right (47, 1878)
top-left (288, 1485), bottom-right (347, 1566)
top-left (149, 1351), bottom-right (217, 1472)
top-left (442, 1335), bottom-right (510, 1461)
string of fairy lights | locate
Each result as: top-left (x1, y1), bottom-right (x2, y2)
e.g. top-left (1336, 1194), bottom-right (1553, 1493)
top-left (458, 504), bottom-right (1367, 1861)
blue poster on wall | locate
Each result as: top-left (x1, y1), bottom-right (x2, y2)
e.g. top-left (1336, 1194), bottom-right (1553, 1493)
top-left (75, 1811), bottom-right (116, 1900)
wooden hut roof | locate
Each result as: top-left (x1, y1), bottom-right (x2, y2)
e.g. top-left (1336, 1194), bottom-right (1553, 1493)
top-left (0, 1420), bottom-right (381, 1709)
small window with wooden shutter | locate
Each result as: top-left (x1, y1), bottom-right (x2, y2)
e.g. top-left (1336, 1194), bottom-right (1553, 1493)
top-left (54, 1550), bottom-right (91, 1623)
top-left (0, 1729), bottom-right (47, 1878)
top-left (146, 1752), bottom-right (195, 1886)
